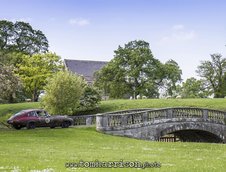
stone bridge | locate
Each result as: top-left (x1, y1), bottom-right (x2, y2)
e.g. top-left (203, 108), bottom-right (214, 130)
top-left (96, 108), bottom-right (226, 143)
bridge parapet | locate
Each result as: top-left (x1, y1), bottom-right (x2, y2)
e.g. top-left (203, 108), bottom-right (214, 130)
top-left (96, 107), bottom-right (226, 131)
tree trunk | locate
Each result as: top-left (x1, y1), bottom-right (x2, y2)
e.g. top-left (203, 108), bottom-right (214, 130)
top-left (32, 89), bottom-right (38, 102)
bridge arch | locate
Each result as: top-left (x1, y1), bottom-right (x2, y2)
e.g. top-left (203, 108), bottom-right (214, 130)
top-left (158, 122), bottom-right (225, 143)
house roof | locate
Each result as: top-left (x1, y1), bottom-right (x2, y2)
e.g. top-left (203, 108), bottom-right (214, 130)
top-left (64, 59), bottom-right (108, 82)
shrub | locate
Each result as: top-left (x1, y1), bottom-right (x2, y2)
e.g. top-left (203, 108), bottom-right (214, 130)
top-left (78, 86), bottom-right (101, 112)
top-left (41, 71), bottom-right (85, 115)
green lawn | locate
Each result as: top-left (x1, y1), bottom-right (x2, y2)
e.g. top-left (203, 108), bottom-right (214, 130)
top-left (98, 98), bottom-right (226, 113)
top-left (0, 127), bottom-right (226, 172)
top-left (0, 99), bottom-right (226, 171)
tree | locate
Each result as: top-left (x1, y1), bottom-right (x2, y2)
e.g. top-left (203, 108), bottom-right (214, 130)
top-left (180, 77), bottom-right (209, 98)
top-left (94, 61), bottom-right (130, 98)
top-left (196, 54), bottom-right (226, 98)
top-left (41, 71), bottom-right (85, 115)
top-left (0, 20), bottom-right (48, 55)
top-left (0, 51), bottom-right (24, 66)
top-left (0, 20), bottom-right (51, 103)
top-left (95, 40), bottom-right (160, 98)
top-left (0, 64), bottom-right (22, 103)
top-left (17, 53), bottom-right (63, 101)
top-left (0, 20), bottom-right (14, 52)
top-left (162, 59), bottom-right (182, 97)
top-left (94, 40), bottom-right (182, 98)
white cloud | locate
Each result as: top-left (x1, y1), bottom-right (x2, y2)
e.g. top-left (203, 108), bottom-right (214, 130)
top-left (69, 18), bottom-right (90, 26)
top-left (159, 25), bottom-right (196, 44)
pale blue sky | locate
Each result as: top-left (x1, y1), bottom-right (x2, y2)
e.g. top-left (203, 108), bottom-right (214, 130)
top-left (1, 0), bottom-right (226, 80)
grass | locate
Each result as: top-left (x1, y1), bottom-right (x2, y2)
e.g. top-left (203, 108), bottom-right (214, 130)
top-left (98, 98), bottom-right (226, 113)
top-left (0, 99), bottom-right (226, 171)
top-left (0, 127), bottom-right (226, 172)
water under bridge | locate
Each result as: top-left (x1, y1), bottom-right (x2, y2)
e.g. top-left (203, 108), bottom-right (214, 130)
top-left (96, 108), bottom-right (226, 143)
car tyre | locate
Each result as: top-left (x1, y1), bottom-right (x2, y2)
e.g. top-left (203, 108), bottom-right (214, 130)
top-left (61, 121), bottom-right (70, 128)
top-left (50, 125), bottom-right (55, 129)
top-left (27, 122), bottom-right (36, 129)
top-left (13, 125), bottom-right (22, 130)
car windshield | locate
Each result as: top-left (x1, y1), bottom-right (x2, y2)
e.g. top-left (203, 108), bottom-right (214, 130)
top-left (8, 111), bottom-right (24, 120)
top-left (13, 111), bottom-right (23, 117)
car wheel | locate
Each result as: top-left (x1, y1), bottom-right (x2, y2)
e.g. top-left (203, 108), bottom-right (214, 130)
top-left (61, 121), bottom-right (70, 128)
top-left (27, 122), bottom-right (36, 129)
top-left (13, 125), bottom-right (22, 130)
top-left (50, 125), bottom-right (55, 129)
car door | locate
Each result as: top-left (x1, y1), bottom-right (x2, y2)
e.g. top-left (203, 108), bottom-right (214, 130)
top-left (27, 111), bottom-right (39, 126)
top-left (37, 110), bottom-right (51, 127)
top-left (36, 110), bottom-right (47, 127)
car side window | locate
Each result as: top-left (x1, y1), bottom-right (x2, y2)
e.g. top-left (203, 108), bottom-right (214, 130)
top-left (37, 111), bottom-right (47, 117)
top-left (28, 111), bottom-right (38, 117)
top-left (44, 111), bottom-right (50, 117)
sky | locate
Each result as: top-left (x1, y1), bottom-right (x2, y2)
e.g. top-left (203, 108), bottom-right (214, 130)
top-left (1, 0), bottom-right (226, 80)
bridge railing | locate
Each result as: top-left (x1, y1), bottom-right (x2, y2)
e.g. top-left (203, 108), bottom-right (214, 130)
top-left (71, 108), bottom-right (152, 126)
top-left (101, 108), bottom-right (153, 116)
top-left (96, 107), bottom-right (226, 131)
top-left (72, 115), bottom-right (96, 126)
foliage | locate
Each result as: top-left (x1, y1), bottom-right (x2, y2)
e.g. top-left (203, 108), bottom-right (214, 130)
top-left (0, 51), bottom-right (25, 67)
top-left (94, 62), bottom-right (130, 98)
top-left (16, 52), bottom-right (62, 101)
top-left (179, 77), bottom-right (209, 98)
top-left (41, 71), bottom-right (85, 115)
top-left (162, 60), bottom-right (182, 96)
top-left (0, 20), bottom-right (48, 55)
top-left (95, 40), bottom-right (182, 99)
top-left (196, 54), bottom-right (226, 98)
top-left (0, 64), bottom-right (22, 103)
top-left (0, 20), bottom-right (52, 102)
top-left (78, 86), bottom-right (101, 111)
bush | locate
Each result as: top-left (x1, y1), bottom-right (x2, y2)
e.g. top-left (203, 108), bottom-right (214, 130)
top-left (78, 86), bottom-right (101, 112)
top-left (41, 71), bottom-right (85, 115)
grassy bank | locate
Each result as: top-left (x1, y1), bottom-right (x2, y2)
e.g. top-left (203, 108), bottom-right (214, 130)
top-left (1, 99), bottom-right (226, 121)
top-left (0, 127), bottom-right (226, 172)
top-left (98, 98), bottom-right (226, 113)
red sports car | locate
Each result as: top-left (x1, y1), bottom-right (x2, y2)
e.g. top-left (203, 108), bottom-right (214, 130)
top-left (7, 109), bottom-right (74, 130)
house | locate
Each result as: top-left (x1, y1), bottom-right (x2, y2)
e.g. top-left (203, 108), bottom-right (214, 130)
top-left (64, 59), bottom-right (108, 84)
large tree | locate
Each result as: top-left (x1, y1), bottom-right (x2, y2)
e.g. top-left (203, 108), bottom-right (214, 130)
top-left (94, 40), bottom-right (182, 98)
top-left (17, 53), bottom-right (63, 101)
top-left (196, 54), bottom-right (226, 98)
top-left (0, 20), bottom-right (48, 55)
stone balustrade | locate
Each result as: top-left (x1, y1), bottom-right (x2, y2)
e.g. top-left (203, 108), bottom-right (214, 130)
top-left (71, 108), bottom-right (152, 126)
top-left (96, 108), bottom-right (226, 131)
